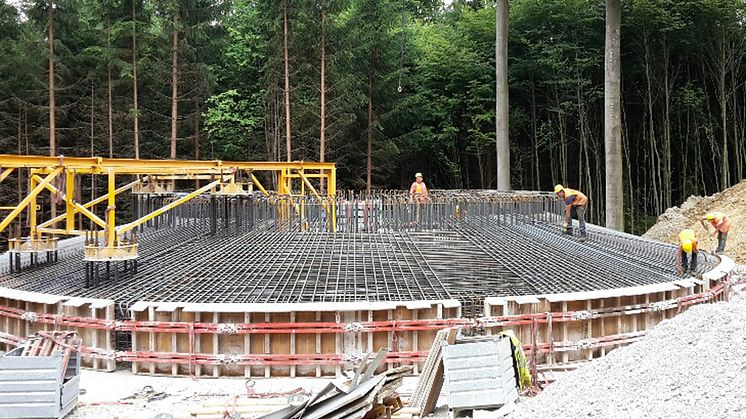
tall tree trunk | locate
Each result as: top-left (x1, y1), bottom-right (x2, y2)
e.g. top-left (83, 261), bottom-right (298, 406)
top-left (48, 0), bottom-right (55, 157)
top-left (91, 82), bottom-right (95, 157)
top-left (132, 0), bottom-right (140, 159)
top-left (366, 73), bottom-right (373, 194)
top-left (530, 82), bottom-right (538, 190)
top-left (319, 7), bottom-right (326, 192)
top-left (604, 0), bottom-right (623, 230)
top-left (107, 17), bottom-right (114, 159)
top-left (283, 0), bottom-right (292, 162)
top-left (170, 13), bottom-right (179, 159)
top-left (194, 98), bottom-right (200, 160)
top-left (733, 68), bottom-right (742, 180)
top-left (662, 35), bottom-right (672, 209)
top-left (718, 32), bottom-right (729, 189)
top-left (644, 36), bottom-right (661, 215)
top-left (48, 0), bottom-right (56, 221)
top-left (495, 0), bottom-right (510, 190)
top-left (17, 107), bottom-right (22, 236)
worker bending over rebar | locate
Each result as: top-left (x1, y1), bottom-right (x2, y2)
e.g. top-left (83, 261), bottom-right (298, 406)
top-left (554, 184), bottom-right (587, 239)
top-left (677, 228), bottom-right (698, 275)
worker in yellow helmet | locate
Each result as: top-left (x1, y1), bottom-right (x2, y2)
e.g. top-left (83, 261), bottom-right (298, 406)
top-left (701, 212), bottom-right (731, 253)
top-left (409, 172), bottom-right (430, 203)
top-left (554, 184), bottom-right (588, 238)
top-left (676, 229), bottom-right (698, 275)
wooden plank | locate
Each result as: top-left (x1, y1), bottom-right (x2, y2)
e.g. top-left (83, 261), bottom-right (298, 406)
top-left (172, 310), bottom-right (179, 376)
top-left (212, 312), bottom-right (220, 378)
top-left (195, 312), bottom-right (202, 378)
top-left (290, 311), bottom-right (296, 378)
top-left (244, 312), bottom-right (251, 378)
top-left (264, 313), bottom-right (270, 378)
top-left (420, 328), bottom-right (458, 416)
top-left (148, 306), bottom-right (155, 375)
top-left (105, 303), bottom-right (115, 371)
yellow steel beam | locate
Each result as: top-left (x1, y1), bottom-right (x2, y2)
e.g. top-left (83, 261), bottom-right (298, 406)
top-left (250, 174), bottom-right (270, 197)
top-left (65, 170), bottom-right (75, 230)
top-left (106, 171), bottom-right (116, 247)
top-left (31, 175), bottom-right (107, 230)
top-left (0, 154), bottom-right (335, 174)
top-left (296, 170), bottom-right (324, 202)
top-left (38, 179), bottom-right (140, 228)
top-left (116, 180), bottom-right (221, 234)
top-left (37, 228), bottom-right (87, 236)
top-left (0, 167), bottom-right (62, 233)
top-left (0, 168), bottom-right (14, 183)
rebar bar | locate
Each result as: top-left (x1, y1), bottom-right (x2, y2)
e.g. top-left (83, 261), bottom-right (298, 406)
top-left (0, 190), bottom-right (714, 315)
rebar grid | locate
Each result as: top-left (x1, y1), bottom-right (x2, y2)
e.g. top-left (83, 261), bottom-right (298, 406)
top-left (0, 191), bottom-right (714, 310)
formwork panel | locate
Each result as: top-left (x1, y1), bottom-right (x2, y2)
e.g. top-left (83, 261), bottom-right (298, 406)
top-left (269, 313), bottom-right (291, 377)
top-left (220, 312), bottom-right (246, 377)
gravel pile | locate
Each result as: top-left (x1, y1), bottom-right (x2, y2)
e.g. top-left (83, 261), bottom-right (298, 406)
top-left (511, 293), bottom-right (746, 419)
top-left (643, 180), bottom-right (746, 264)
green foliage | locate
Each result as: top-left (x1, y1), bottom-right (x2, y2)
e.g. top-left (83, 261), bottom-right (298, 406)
top-left (1, 0), bottom-right (746, 233)
top-left (203, 89), bottom-right (261, 160)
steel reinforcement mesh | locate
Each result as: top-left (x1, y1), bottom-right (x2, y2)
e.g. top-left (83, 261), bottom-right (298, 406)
top-left (0, 191), bottom-right (715, 309)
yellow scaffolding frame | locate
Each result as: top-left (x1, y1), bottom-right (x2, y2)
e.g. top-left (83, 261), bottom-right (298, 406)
top-left (0, 154), bottom-right (337, 261)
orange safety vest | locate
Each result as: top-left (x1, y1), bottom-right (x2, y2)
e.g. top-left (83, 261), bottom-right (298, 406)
top-left (410, 181), bottom-right (428, 196)
top-left (563, 188), bottom-right (588, 206)
top-left (708, 212), bottom-right (731, 233)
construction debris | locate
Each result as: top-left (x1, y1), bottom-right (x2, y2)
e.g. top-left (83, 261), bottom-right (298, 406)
top-left (0, 331), bottom-right (82, 418)
top-left (409, 328), bottom-right (523, 417)
top-left (251, 349), bottom-right (411, 419)
top-left (408, 328), bottom-right (457, 416)
top-left (511, 291), bottom-right (746, 418)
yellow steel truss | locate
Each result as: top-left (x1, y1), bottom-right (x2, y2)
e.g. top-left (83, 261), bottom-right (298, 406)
top-left (0, 154), bottom-right (337, 261)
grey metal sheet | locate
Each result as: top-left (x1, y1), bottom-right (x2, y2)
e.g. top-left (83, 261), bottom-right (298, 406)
top-left (442, 337), bottom-right (518, 410)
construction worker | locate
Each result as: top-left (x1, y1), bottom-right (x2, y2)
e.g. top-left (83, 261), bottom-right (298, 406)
top-left (409, 173), bottom-right (429, 203)
top-left (554, 184), bottom-right (587, 237)
top-left (702, 212), bottom-right (731, 253)
top-left (677, 229), bottom-right (698, 274)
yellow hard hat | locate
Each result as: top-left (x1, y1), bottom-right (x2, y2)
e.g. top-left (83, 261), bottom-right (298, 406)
top-left (415, 173), bottom-right (423, 178)
top-left (706, 213), bottom-right (715, 221)
top-left (554, 184), bottom-right (564, 193)
top-left (681, 239), bottom-right (693, 254)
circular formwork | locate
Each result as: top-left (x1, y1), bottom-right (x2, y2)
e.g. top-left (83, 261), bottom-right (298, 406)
top-left (0, 191), bottom-right (738, 377)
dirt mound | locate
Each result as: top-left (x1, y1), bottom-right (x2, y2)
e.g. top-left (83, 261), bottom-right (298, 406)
top-left (643, 180), bottom-right (746, 264)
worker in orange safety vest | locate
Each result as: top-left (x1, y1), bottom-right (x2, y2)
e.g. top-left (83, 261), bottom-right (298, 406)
top-left (409, 172), bottom-right (430, 203)
top-left (701, 212), bottom-right (731, 253)
top-left (554, 184), bottom-right (587, 238)
top-left (677, 229), bottom-right (698, 275)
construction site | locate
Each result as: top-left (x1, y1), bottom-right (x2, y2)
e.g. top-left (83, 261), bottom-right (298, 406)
top-left (0, 154), bottom-right (742, 419)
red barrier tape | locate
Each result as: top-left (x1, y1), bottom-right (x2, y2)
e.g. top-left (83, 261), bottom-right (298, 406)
top-left (0, 281), bottom-right (726, 336)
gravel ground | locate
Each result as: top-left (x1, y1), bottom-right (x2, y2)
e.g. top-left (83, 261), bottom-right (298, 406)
top-left (510, 288), bottom-right (746, 419)
top-left (67, 370), bottom-right (427, 418)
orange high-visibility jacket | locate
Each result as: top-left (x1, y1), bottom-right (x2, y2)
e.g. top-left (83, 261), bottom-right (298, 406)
top-left (563, 188), bottom-right (588, 207)
top-left (708, 212), bottom-right (731, 233)
top-left (410, 181), bottom-right (428, 196)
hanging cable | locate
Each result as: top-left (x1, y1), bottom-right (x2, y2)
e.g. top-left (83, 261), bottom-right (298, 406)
top-left (397, 0), bottom-right (406, 93)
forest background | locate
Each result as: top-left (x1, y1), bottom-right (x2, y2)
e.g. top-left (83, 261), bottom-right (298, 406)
top-left (0, 0), bottom-right (744, 234)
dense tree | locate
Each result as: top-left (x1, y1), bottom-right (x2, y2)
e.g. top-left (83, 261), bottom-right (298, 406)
top-left (1, 0), bottom-right (745, 234)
